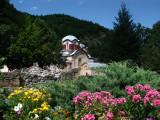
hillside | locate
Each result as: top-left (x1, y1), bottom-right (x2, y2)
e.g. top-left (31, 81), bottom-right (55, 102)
top-left (39, 14), bottom-right (111, 58)
top-left (1, 0), bottom-right (111, 59)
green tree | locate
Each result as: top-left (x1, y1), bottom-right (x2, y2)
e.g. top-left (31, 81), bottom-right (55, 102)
top-left (0, 24), bottom-right (11, 58)
top-left (7, 14), bottom-right (64, 69)
top-left (0, 0), bottom-right (10, 9)
top-left (140, 21), bottom-right (160, 72)
top-left (106, 3), bottom-right (141, 62)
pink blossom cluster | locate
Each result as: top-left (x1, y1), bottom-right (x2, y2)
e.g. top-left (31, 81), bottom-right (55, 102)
top-left (73, 91), bottom-right (126, 107)
top-left (74, 91), bottom-right (127, 119)
top-left (145, 89), bottom-right (160, 106)
top-left (125, 86), bottom-right (135, 96)
top-left (135, 84), bottom-right (144, 91)
top-left (126, 84), bottom-right (160, 106)
top-left (81, 114), bottom-right (95, 120)
top-left (119, 111), bottom-right (125, 116)
top-left (102, 111), bottom-right (114, 120)
top-left (134, 84), bottom-right (151, 92)
top-left (132, 94), bottom-right (142, 103)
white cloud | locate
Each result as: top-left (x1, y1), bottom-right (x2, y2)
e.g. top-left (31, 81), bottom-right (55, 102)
top-left (78, 0), bottom-right (85, 5)
top-left (19, 0), bottom-right (24, 3)
top-left (30, 6), bottom-right (38, 10)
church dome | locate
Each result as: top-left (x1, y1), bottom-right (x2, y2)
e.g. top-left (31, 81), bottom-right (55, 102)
top-left (62, 35), bottom-right (79, 42)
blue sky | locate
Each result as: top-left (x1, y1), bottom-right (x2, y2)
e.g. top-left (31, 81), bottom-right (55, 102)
top-left (10, 0), bottom-right (160, 29)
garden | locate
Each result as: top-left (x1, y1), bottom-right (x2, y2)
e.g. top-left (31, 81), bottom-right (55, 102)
top-left (0, 61), bottom-right (160, 120)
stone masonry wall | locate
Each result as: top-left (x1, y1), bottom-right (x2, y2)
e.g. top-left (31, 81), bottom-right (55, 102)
top-left (0, 65), bottom-right (61, 89)
top-left (0, 69), bottom-right (20, 89)
top-left (0, 67), bottom-right (81, 90)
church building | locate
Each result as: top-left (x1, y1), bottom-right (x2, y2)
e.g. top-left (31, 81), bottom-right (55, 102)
top-left (61, 35), bottom-right (94, 76)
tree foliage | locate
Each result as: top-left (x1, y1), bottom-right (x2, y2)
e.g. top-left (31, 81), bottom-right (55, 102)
top-left (39, 14), bottom-right (110, 59)
top-left (0, 1), bottom-right (160, 72)
top-left (140, 21), bottom-right (160, 72)
top-left (7, 14), bottom-right (63, 69)
top-left (104, 3), bottom-right (141, 62)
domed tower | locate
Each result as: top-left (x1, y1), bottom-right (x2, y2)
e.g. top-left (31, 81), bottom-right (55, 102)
top-left (62, 35), bottom-right (79, 55)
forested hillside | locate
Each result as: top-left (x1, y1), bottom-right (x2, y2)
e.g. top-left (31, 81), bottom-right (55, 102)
top-left (0, 0), bottom-right (64, 69)
top-left (0, 0), bottom-right (111, 67)
top-left (0, 0), bottom-right (159, 72)
top-left (39, 14), bottom-right (111, 58)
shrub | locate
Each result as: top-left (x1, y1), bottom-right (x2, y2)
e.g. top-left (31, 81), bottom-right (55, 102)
top-left (0, 86), bottom-right (9, 119)
top-left (73, 91), bottom-right (126, 120)
top-left (34, 61), bottom-right (160, 116)
top-left (123, 84), bottom-right (160, 119)
top-left (73, 84), bottom-right (160, 119)
top-left (4, 86), bottom-right (72, 120)
top-left (4, 87), bottom-right (52, 119)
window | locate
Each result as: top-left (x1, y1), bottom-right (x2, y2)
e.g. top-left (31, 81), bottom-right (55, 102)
top-left (78, 58), bottom-right (81, 66)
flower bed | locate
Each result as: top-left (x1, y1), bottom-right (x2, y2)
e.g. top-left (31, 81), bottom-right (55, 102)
top-left (3, 87), bottom-right (72, 120)
top-left (74, 84), bottom-right (160, 120)
top-left (1, 84), bottom-right (160, 119)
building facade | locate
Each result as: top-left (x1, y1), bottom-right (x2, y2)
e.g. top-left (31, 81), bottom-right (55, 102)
top-left (61, 35), bottom-right (94, 76)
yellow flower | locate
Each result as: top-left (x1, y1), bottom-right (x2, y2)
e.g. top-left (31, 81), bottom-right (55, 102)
top-left (8, 95), bottom-right (11, 98)
top-left (33, 98), bottom-right (39, 101)
top-left (11, 93), bottom-right (15, 96)
top-left (43, 107), bottom-right (49, 111)
top-left (24, 92), bottom-right (28, 96)
top-left (32, 109), bottom-right (38, 113)
top-left (18, 87), bottom-right (23, 90)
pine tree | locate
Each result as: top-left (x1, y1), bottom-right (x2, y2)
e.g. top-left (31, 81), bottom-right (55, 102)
top-left (106, 3), bottom-right (141, 62)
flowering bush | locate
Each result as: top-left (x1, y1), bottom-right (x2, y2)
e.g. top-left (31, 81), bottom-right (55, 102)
top-left (123, 84), bottom-right (160, 119)
top-left (4, 87), bottom-right (52, 119)
top-left (74, 84), bottom-right (160, 120)
top-left (4, 86), bottom-right (72, 120)
top-left (73, 91), bottom-right (126, 120)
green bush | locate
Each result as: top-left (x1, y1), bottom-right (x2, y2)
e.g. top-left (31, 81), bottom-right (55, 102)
top-left (34, 61), bottom-right (160, 113)
top-left (0, 86), bottom-right (9, 119)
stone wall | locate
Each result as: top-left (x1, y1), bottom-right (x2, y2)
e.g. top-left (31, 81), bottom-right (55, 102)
top-left (0, 69), bottom-right (20, 89)
top-left (0, 64), bottom-right (104, 89)
top-left (0, 65), bottom-right (61, 89)
top-left (0, 65), bottom-right (81, 89)
top-left (20, 66), bottom-right (60, 87)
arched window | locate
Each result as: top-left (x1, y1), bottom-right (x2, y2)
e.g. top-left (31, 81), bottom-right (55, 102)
top-left (78, 58), bottom-right (81, 66)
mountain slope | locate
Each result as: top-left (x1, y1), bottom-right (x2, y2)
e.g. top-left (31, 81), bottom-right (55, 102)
top-left (39, 14), bottom-right (111, 58)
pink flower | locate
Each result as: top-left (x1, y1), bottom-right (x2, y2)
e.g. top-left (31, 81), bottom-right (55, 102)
top-left (153, 99), bottom-right (160, 106)
top-left (145, 89), bottom-right (160, 102)
top-left (146, 118), bottom-right (153, 120)
top-left (81, 114), bottom-right (95, 120)
top-left (17, 110), bottom-right (21, 115)
top-left (125, 86), bottom-right (135, 96)
top-left (135, 84), bottom-right (144, 91)
top-left (101, 100), bottom-right (109, 106)
top-left (132, 94), bottom-right (142, 103)
top-left (100, 91), bottom-right (111, 98)
top-left (119, 97), bottom-right (127, 104)
top-left (106, 111), bottom-right (114, 120)
top-left (85, 101), bottom-right (92, 106)
top-left (143, 97), bottom-right (150, 104)
top-left (144, 84), bottom-right (151, 91)
top-left (119, 111), bottom-right (125, 116)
